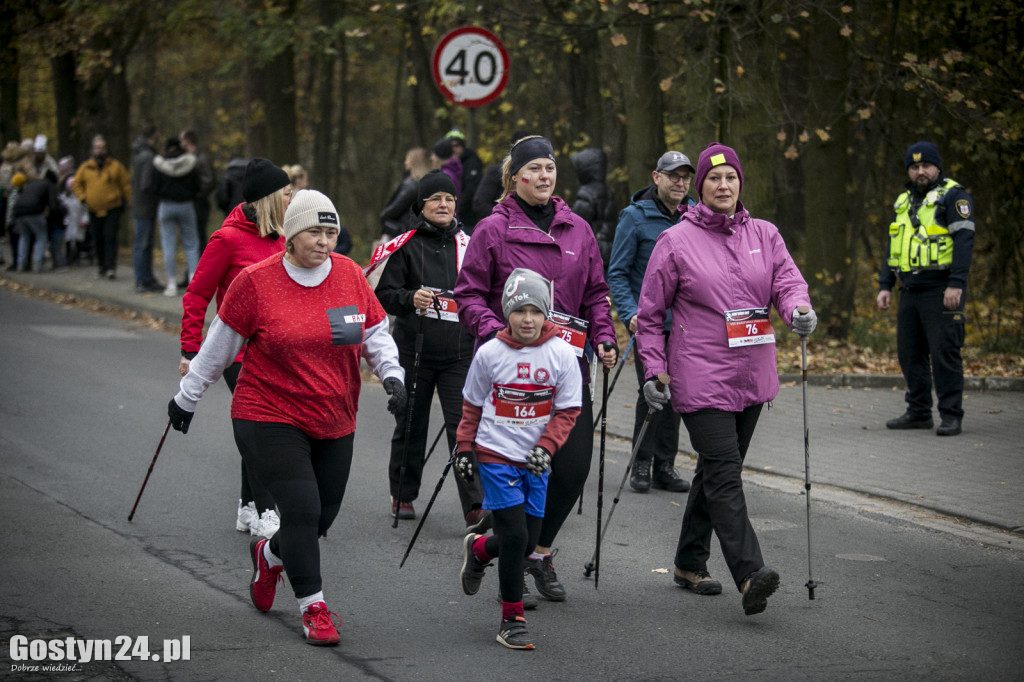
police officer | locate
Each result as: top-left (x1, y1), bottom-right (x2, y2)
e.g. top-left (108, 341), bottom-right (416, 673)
top-left (607, 151), bottom-right (696, 492)
top-left (877, 142), bottom-right (974, 436)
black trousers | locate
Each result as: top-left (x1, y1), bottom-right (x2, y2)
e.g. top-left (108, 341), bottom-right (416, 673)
top-left (223, 363), bottom-right (274, 513)
top-left (632, 349), bottom-right (683, 467)
top-left (232, 420), bottom-right (352, 599)
top-left (538, 391), bottom-right (593, 548)
top-left (676, 405), bottom-right (764, 589)
top-left (897, 286), bottom-right (966, 419)
top-left (481, 507), bottom-right (542, 603)
top-left (90, 206), bottom-right (122, 273)
top-left (389, 351), bottom-right (483, 515)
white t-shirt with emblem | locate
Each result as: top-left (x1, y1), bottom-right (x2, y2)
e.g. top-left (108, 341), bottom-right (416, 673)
top-left (463, 335), bottom-right (583, 463)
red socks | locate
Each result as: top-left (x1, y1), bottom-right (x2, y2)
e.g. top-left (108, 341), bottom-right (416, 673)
top-left (501, 601), bottom-right (525, 621)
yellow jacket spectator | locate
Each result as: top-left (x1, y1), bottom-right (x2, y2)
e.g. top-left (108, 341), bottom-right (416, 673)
top-left (73, 135), bottom-right (132, 279)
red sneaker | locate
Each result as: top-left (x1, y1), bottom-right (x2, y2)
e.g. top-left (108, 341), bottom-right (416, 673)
top-left (249, 537), bottom-right (284, 612)
top-left (302, 602), bottom-right (341, 645)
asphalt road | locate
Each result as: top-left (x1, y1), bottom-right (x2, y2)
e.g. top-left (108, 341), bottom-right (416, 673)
top-left (1, 288), bottom-right (1022, 681)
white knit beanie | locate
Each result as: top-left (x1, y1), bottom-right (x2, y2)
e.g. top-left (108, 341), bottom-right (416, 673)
top-left (283, 189), bottom-right (340, 243)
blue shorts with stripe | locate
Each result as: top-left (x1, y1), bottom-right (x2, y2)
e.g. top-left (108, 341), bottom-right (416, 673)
top-left (479, 462), bottom-right (548, 517)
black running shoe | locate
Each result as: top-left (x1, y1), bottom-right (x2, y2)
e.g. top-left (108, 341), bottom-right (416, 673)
top-left (460, 533), bottom-right (490, 596)
top-left (525, 550), bottom-right (566, 601)
top-left (741, 565), bottom-right (780, 616)
top-left (496, 615), bottom-right (534, 650)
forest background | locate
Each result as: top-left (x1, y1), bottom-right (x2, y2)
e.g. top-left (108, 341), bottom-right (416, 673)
top-left (2, 0), bottom-right (1022, 374)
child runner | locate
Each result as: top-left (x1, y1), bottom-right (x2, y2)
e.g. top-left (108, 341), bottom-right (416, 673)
top-left (455, 268), bottom-right (582, 650)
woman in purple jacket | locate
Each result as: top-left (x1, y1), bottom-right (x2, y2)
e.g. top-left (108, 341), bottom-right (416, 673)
top-left (454, 135), bottom-right (618, 603)
top-left (636, 143), bottom-right (817, 616)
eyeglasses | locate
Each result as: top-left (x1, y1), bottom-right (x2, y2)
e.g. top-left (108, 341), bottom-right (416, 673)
top-left (424, 194), bottom-right (456, 205)
top-left (659, 171), bottom-right (692, 185)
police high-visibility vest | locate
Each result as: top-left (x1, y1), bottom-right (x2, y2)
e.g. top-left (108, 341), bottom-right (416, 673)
top-left (888, 178), bottom-right (960, 272)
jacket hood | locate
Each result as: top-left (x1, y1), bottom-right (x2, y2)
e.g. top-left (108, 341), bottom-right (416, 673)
top-left (2, 143), bottom-right (29, 163)
top-left (685, 200), bottom-right (750, 235)
top-left (570, 148), bottom-right (607, 184)
top-left (223, 202), bottom-right (268, 237)
top-left (153, 152), bottom-right (197, 178)
top-left (496, 320), bottom-right (560, 349)
top-left (132, 137), bottom-right (156, 155)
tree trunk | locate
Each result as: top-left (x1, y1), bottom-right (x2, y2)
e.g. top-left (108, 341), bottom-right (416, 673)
top-left (312, 0), bottom-right (340, 197)
top-left (621, 20), bottom-right (664, 191)
top-left (50, 53), bottom-right (79, 159)
top-left (0, 8), bottom-right (20, 145)
top-left (801, 4), bottom-right (854, 338)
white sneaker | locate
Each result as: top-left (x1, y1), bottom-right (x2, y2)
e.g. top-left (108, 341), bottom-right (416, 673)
top-left (236, 500), bottom-right (258, 532)
top-left (163, 282), bottom-right (178, 297)
top-left (251, 509), bottom-right (280, 538)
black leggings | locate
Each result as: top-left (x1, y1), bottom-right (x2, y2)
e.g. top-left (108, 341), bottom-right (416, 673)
top-left (232, 420), bottom-right (353, 599)
top-left (538, 391), bottom-right (594, 548)
top-left (482, 506), bottom-right (542, 603)
top-left (224, 363), bottom-right (274, 513)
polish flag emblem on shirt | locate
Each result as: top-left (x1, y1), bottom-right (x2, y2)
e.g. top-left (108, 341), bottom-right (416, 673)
top-left (517, 363), bottom-right (531, 379)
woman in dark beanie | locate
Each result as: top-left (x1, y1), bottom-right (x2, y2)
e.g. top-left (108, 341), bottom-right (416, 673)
top-left (454, 135), bottom-right (618, 603)
top-left (168, 189), bottom-right (406, 646)
top-left (178, 158), bottom-right (291, 537)
top-left (370, 169), bottom-right (487, 530)
top-left (635, 142), bottom-right (816, 615)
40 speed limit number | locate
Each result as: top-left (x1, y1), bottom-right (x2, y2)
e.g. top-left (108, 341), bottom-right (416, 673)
top-left (431, 27), bottom-right (509, 107)
top-left (493, 385), bottom-right (553, 427)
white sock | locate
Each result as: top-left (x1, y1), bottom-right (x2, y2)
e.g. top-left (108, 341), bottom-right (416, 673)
top-left (528, 552), bottom-right (548, 561)
top-left (262, 541), bottom-right (283, 568)
top-left (298, 592), bottom-right (325, 615)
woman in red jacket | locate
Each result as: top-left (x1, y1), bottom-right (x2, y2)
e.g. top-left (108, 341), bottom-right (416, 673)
top-left (178, 158), bottom-right (292, 537)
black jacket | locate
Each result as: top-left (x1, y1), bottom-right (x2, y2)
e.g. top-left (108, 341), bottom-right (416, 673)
top-left (152, 152), bottom-right (200, 204)
top-left (458, 148), bottom-right (485, 228)
top-left (379, 176), bottom-right (418, 239)
top-left (374, 217), bottom-right (475, 362)
top-left (570, 148), bottom-right (617, 269)
top-left (472, 163), bottom-right (503, 225)
top-left (13, 177), bottom-right (60, 218)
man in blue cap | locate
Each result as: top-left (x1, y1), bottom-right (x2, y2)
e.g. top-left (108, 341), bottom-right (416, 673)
top-left (877, 142), bottom-right (975, 436)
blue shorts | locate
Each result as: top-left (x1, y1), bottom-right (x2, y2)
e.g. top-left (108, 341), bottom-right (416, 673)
top-left (479, 462), bottom-right (548, 517)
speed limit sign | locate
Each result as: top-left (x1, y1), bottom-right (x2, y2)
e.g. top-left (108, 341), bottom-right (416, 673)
top-left (431, 27), bottom-right (510, 108)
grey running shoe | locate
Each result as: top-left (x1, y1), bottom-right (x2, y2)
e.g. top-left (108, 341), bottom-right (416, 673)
top-left (496, 615), bottom-right (534, 650)
top-left (460, 533), bottom-right (491, 596)
top-left (525, 550), bottom-right (566, 601)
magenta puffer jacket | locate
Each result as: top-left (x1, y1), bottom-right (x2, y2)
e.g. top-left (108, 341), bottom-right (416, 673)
top-left (635, 201), bottom-right (811, 413)
top-left (454, 194), bottom-right (616, 381)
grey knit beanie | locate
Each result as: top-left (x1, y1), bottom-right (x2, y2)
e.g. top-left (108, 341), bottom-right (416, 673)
top-left (501, 268), bottom-right (551, 319)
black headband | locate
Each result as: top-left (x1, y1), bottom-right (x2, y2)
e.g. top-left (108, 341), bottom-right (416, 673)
top-left (510, 137), bottom-right (555, 175)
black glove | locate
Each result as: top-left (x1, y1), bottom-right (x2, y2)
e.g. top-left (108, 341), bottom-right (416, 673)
top-left (383, 377), bottom-right (407, 416)
top-left (168, 398), bottom-right (194, 434)
top-left (525, 446), bottom-right (551, 477)
top-left (454, 449), bottom-right (475, 482)
top-left (599, 341), bottom-right (618, 365)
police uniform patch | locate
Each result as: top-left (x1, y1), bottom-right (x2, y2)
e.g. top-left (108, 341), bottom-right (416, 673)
top-left (955, 200), bottom-right (971, 219)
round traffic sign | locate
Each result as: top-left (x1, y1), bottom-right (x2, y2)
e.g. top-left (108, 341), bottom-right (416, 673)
top-left (431, 27), bottom-right (510, 108)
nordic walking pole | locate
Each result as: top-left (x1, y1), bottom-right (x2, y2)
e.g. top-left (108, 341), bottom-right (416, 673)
top-left (420, 423), bottom-right (447, 467)
top-left (400, 445), bottom-right (457, 568)
top-left (797, 305), bottom-right (818, 600)
top-left (128, 421), bottom-right (172, 522)
top-left (394, 302), bottom-right (428, 528)
top-left (578, 335), bottom-right (634, 515)
top-left (583, 381), bottom-right (663, 578)
top-left (594, 362), bottom-right (610, 589)
top-left (590, 334), bottom-right (634, 430)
